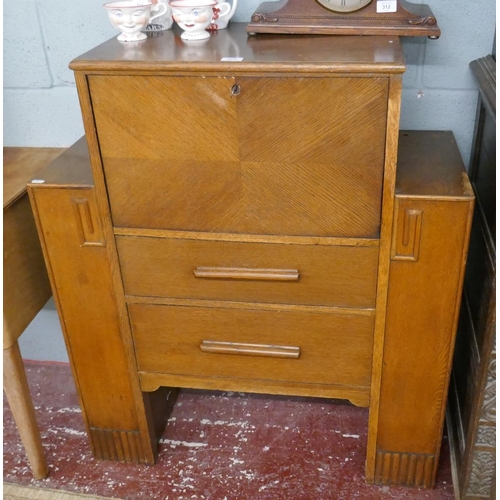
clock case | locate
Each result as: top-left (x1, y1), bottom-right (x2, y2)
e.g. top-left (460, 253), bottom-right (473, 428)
top-left (247, 0), bottom-right (440, 38)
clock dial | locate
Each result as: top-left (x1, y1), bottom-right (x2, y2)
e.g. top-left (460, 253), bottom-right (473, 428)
top-left (315, 0), bottom-right (373, 13)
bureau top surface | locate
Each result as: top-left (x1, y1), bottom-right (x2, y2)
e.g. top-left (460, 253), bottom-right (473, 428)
top-left (396, 131), bottom-right (474, 200)
top-left (26, 138), bottom-right (93, 190)
top-left (70, 23), bottom-right (405, 74)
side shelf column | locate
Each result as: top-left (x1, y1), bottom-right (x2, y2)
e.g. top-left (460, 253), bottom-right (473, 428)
top-left (367, 131), bottom-right (475, 488)
top-left (27, 140), bottom-right (177, 464)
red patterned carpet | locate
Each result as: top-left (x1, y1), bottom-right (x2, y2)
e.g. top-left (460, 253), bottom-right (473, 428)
top-left (4, 361), bottom-right (455, 499)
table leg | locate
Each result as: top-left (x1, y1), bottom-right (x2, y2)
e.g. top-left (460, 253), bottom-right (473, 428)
top-left (3, 341), bottom-right (49, 479)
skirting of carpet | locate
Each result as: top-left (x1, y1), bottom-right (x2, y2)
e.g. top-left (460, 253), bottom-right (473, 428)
top-left (4, 362), bottom-right (455, 499)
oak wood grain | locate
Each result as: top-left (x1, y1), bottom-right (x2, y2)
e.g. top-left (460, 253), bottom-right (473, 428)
top-left (114, 227), bottom-right (380, 247)
top-left (139, 371), bottom-right (370, 407)
top-left (129, 302), bottom-right (375, 391)
top-left (125, 295), bottom-right (375, 317)
top-left (369, 131), bottom-right (474, 488)
top-left (193, 266), bottom-right (300, 281)
top-left (90, 74), bottom-right (388, 237)
top-left (24, 137), bottom-right (94, 188)
top-left (116, 235), bottom-right (379, 308)
top-left (29, 187), bottom-right (140, 432)
top-left (73, 71), bottom-right (171, 464)
top-left (199, 340), bottom-right (301, 359)
top-left (28, 181), bottom-right (176, 464)
top-left (365, 74), bottom-right (402, 480)
top-left (396, 131), bottom-right (474, 199)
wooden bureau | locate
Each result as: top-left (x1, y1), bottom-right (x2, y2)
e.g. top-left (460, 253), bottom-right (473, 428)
top-left (28, 25), bottom-right (473, 488)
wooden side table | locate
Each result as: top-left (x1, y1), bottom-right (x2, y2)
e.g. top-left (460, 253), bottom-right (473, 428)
top-left (3, 147), bottom-right (65, 479)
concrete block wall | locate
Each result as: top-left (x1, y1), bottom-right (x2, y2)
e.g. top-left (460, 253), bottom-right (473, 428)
top-left (399, 0), bottom-right (495, 167)
top-left (4, 0), bottom-right (496, 166)
top-left (6, 0), bottom-right (495, 362)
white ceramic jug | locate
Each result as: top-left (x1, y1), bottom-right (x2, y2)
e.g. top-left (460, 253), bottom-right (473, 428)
top-left (214, 0), bottom-right (237, 29)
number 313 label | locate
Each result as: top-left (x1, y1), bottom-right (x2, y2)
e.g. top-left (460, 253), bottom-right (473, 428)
top-left (377, 0), bottom-right (397, 13)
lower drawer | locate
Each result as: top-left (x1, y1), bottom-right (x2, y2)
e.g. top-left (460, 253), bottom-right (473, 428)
top-left (129, 303), bottom-right (374, 390)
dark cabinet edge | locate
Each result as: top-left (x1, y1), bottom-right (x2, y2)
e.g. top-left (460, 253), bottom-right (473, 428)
top-left (470, 55), bottom-right (496, 118)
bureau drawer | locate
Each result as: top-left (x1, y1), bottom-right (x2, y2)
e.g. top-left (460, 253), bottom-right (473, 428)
top-left (129, 303), bottom-right (374, 390)
top-left (116, 235), bottom-right (379, 308)
top-left (89, 75), bottom-right (388, 237)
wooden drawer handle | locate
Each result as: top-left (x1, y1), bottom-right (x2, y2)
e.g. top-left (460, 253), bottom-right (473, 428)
top-left (200, 340), bottom-right (300, 359)
top-left (194, 267), bottom-right (300, 281)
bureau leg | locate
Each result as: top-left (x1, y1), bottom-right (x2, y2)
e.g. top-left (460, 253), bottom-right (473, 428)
top-left (144, 387), bottom-right (180, 447)
top-left (3, 342), bottom-right (49, 479)
top-left (87, 387), bottom-right (179, 463)
top-left (348, 394), bottom-right (370, 408)
top-left (366, 195), bottom-right (473, 488)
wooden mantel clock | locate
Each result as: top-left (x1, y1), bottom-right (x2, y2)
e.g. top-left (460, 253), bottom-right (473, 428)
top-left (247, 0), bottom-right (441, 37)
